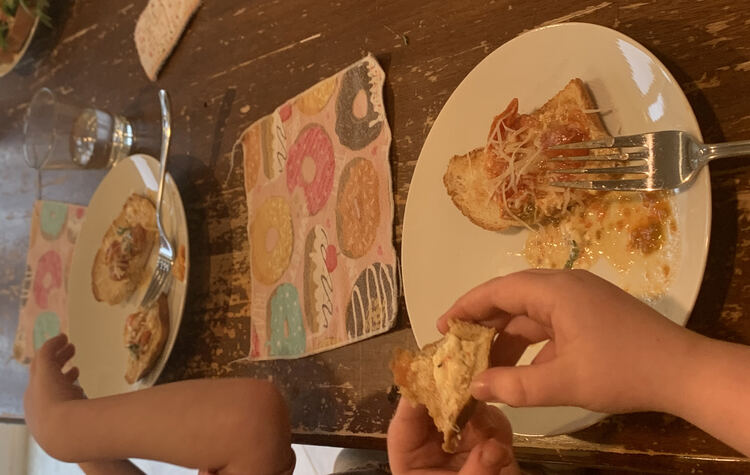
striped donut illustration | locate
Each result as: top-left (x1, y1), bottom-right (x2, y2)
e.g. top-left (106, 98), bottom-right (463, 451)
top-left (345, 262), bottom-right (397, 339)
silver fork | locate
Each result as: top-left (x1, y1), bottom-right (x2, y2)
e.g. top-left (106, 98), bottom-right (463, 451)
top-left (140, 90), bottom-right (174, 307)
top-left (546, 130), bottom-right (750, 191)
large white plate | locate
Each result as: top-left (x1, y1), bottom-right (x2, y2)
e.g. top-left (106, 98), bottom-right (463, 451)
top-left (68, 154), bottom-right (189, 398)
top-left (402, 23), bottom-right (711, 436)
top-left (0, 16), bottom-right (40, 77)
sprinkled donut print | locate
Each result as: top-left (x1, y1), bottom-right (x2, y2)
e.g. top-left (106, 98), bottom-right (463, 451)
top-left (345, 263), bottom-right (397, 339)
top-left (33, 250), bottom-right (63, 309)
top-left (250, 197), bottom-right (294, 285)
top-left (336, 157), bottom-right (380, 258)
top-left (267, 283), bottom-right (307, 357)
top-left (303, 225), bottom-right (335, 335)
top-left (286, 124), bottom-right (336, 216)
top-left (256, 114), bottom-right (288, 181)
top-left (335, 63), bottom-right (384, 151)
top-left (40, 201), bottom-right (68, 241)
top-left (296, 76), bottom-right (337, 116)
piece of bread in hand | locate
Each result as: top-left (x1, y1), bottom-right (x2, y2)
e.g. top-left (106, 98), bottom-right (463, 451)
top-left (92, 194), bottom-right (156, 305)
top-left (443, 78), bottom-right (609, 231)
top-left (391, 320), bottom-right (496, 453)
top-left (123, 293), bottom-right (170, 384)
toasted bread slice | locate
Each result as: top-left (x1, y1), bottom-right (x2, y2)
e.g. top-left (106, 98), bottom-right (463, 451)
top-left (92, 194), bottom-right (156, 305)
top-left (124, 293), bottom-right (170, 384)
top-left (444, 78), bottom-right (609, 231)
top-left (391, 320), bottom-right (496, 453)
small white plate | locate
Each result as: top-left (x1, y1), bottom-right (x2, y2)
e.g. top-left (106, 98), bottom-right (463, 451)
top-left (68, 154), bottom-right (189, 398)
top-left (0, 16), bottom-right (40, 77)
top-left (402, 23), bottom-right (711, 436)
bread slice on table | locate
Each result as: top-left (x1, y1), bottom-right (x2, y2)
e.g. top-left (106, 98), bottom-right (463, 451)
top-left (123, 293), bottom-right (170, 384)
top-left (92, 194), bottom-right (156, 305)
top-left (391, 320), bottom-right (496, 453)
top-left (134, 0), bottom-right (202, 81)
top-left (444, 78), bottom-right (609, 231)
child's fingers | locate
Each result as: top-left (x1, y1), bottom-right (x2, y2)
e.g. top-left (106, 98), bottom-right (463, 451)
top-left (490, 316), bottom-right (551, 367)
top-left (55, 343), bottom-right (76, 366)
top-left (38, 333), bottom-right (68, 359)
top-left (63, 366), bottom-right (79, 383)
top-left (437, 270), bottom-right (562, 333)
top-left (471, 360), bottom-right (574, 407)
top-left (458, 438), bottom-right (514, 475)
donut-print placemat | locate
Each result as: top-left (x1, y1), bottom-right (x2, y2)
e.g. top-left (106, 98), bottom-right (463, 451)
top-left (240, 55), bottom-right (398, 360)
top-left (13, 200), bottom-right (86, 364)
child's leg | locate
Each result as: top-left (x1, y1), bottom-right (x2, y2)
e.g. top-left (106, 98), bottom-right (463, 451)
top-left (25, 334), bottom-right (295, 475)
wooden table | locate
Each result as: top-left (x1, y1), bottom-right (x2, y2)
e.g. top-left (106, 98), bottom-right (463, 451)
top-left (2, 0), bottom-right (750, 472)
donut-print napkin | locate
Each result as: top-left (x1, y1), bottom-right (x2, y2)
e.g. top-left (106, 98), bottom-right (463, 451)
top-left (13, 201), bottom-right (86, 364)
top-left (240, 55), bottom-right (398, 360)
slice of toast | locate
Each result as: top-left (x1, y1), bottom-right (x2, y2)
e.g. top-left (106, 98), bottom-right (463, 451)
top-left (92, 194), bottom-right (156, 305)
top-left (391, 320), bottom-right (496, 453)
top-left (124, 293), bottom-right (170, 384)
top-left (444, 78), bottom-right (609, 231)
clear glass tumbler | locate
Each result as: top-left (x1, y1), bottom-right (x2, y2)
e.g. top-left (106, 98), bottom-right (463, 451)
top-left (24, 88), bottom-right (135, 169)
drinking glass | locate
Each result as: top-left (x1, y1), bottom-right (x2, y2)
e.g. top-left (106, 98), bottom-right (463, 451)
top-left (24, 88), bottom-right (135, 169)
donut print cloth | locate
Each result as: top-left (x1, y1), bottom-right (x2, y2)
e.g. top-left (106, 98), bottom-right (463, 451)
top-left (241, 55), bottom-right (398, 360)
top-left (13, 201), bottom-right (86, 364)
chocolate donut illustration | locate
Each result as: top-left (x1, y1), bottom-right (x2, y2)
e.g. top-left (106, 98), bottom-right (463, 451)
top-left (335, 63), bottom-right (383, 151)
top-left (345, 262), bottom-right (397, 339)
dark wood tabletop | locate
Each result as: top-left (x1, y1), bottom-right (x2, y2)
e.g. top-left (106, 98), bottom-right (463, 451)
top-left (2, 0), bottom-right (750, 472)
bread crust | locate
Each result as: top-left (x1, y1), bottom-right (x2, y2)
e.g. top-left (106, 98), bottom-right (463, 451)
top-left (391, 320), bottom-right (496, 452)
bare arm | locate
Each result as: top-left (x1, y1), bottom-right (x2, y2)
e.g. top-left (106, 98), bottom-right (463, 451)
top-left (671, 336), bottom-right (750, 456)
top-left (25, 335), bottom-right (295, 475)
top-left (438, 269), bottom-right (750, 457)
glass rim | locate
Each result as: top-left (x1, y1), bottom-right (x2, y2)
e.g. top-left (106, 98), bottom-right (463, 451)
top-left (23, 87), bottom-right (57, 169)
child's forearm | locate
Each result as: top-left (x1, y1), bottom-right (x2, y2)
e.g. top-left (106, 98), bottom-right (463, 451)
top-left (662, 333), bottom-right (750, 456)
top-left (45, 379), bottom-right (294, 475)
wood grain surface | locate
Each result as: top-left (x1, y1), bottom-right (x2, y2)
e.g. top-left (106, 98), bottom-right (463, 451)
top-left (2, 0), bottom-right (750, 472)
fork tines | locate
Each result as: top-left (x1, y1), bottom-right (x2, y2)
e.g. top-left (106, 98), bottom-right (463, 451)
top-left (546, 134), bottom-right (653, 190)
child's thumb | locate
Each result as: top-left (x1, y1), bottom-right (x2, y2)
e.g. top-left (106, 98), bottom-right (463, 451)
top-left (471, 362), bottom-right (572, 407)
top-left (458, 439), bottom-right (514, 475)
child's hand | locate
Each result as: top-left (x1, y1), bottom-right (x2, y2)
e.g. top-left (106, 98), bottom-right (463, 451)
top-left (24, 333), bottom-right (84, 451)
top-left (387, 398), bottom-right (520, 475)
top-left (438, 269), bottom-right (697, 414)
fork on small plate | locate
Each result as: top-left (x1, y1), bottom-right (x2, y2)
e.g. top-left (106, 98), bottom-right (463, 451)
top-left (546, 130), bottom-right (750, 191)
top-left (140, 89), bottom-right (174, 307)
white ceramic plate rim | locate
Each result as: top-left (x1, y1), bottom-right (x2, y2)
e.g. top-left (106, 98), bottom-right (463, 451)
top-left (0, 15), bottom-right (40, 77)
top-left (68, 154), bottom-right (189, 397)
top-left (402, 22), bottom-right (711, 436)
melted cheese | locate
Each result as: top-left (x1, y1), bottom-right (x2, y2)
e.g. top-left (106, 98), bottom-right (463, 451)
top-left (524, 191), bottom-right (679, 298)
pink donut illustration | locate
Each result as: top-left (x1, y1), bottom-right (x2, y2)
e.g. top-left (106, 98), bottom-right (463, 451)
top-left (286, 124), bottom-right (335, 216)
top-left (33, 250), bottom-right (63, 309)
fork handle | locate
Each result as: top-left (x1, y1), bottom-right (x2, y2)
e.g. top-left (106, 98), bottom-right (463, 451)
top-left (704, 140), bottom-right (750, 161)
top-left (156, 90), bottom-right (171, 225)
